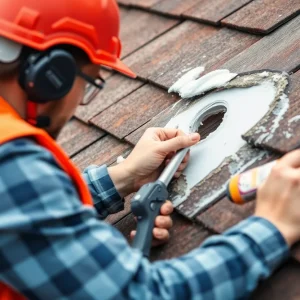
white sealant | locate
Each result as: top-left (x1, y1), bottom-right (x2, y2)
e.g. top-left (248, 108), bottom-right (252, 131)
top-left (288, 115), bottom-right (300, 124)
top-left (168, 66), bottom-right (205, 93)
top-left (180, 72), bottom-right (237, 99)
top-left (166, 82), bottom-right (277, 203)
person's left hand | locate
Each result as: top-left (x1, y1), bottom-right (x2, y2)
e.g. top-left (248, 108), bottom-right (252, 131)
top-left (130, 200), bottom-right (174, 247)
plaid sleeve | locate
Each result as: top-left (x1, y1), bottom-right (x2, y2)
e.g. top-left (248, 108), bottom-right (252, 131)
top-left (83, 164), bottom-right (124, 219)
top-left (0, 138), bottom-right (290, 300)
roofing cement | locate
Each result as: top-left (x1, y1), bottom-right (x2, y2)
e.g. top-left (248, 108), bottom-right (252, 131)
top-left (167, 68), bottom-right (289, 207)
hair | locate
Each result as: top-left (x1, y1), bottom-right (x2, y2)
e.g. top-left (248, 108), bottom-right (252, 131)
top-left (0, 44), bottom-right (91, 80)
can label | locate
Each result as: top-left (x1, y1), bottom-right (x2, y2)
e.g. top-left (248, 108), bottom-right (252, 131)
top-left (237, 160), bottom-right (277, 202)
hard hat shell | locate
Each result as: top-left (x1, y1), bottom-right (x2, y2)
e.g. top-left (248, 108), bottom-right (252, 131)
top-left (0, 0), bottom-right (136, 77)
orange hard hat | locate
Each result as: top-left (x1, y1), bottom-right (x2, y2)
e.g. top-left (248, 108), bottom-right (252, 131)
top-left (0, 0), bottom-right (136, 78)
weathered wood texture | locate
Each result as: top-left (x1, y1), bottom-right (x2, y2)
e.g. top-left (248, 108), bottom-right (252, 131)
top-left (177, 146), bottom-right (273, 218)
top-left (114, 211), bottom-right (213, 261)
top-left (222, 15), bottom-right (300, 73)
top-left (183, 0), bottom-right (253, 25)
top-left (151, 0), bottom-right (201, 17)
top-left (196, 197), bottom-right (255, 233)
top-left (72, 135), bottom-right (132, 171)
top-left (244, 71), bottom-right (300, 153)
top-left (91, 84), bottom-right (179, 139)
top-left (125, 99), bottom-right (187, 145)
top-left (118, 0), bottom-right (162, 8)
top-left (57, 119), bottom-right (105, 157)
top-left (124, 21), bottom-right (259, 89)
top-left (75, 74), bottom-right (144, 123)
top-left (251, 260), bottom-right (300, 299)
top-left (222, 0), bottom-right (300, 34)
top-left (119, 7), bottom-right (179, 58)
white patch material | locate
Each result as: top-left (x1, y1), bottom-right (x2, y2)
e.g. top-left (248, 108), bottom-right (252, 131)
top-left (168, 66), bottom-right (205, 93)
top-left (166, 82), bottom-right (277, 204)
top-left (263, 94), bottom-right (290, 142)
top-left (288, 115), bottom-right (300, 124)
top-left (179, 70), bottom-right (237, 99)
top-left (117, 156), bottom-right (125, 164)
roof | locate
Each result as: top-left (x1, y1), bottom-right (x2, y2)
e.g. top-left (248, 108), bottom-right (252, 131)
top-left (58, 1), bottom-right (300, 297)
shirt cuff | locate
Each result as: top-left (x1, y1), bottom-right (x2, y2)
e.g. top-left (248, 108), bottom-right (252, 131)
top-left (83, 165), bottom-right (124, 218)
top-left (224, 216), bottom-right (290, 272)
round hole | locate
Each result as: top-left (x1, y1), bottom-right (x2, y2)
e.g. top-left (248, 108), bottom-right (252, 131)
top-left (191, 103), bottom-right (227, 141)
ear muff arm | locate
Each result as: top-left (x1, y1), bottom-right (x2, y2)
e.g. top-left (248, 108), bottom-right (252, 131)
top-left (77, 69), bottom-right (106, 90)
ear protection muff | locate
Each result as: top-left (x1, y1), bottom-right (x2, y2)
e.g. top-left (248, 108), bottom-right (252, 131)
top-left (19, 49), bottom-right (77, 104)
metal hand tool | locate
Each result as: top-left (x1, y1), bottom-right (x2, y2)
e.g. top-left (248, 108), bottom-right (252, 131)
top-left (131, 148), bottom-right (189, 258)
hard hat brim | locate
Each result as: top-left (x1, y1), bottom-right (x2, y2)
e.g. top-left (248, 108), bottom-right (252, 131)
top-left (100, 58), bottom-right (136, 79)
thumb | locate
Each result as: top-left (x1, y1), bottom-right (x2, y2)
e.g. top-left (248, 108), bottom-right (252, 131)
top-left (160, 133), bottom-right (200, 153)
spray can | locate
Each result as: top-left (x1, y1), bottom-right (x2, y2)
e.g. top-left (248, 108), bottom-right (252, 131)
top-left (227, 160), bottom-right (277, 204)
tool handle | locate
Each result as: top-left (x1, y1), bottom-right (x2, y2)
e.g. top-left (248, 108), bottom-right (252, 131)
top-left (159, 148), bottom-right (190, 186)
top-left (131, 181), bottom-right (168, 257)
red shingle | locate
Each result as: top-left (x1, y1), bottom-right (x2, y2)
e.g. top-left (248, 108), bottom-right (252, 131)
top-left (222, 0), bottom-right (300, 34)
top-left (183, 0), bottom-right (253, 25)
top-left (57, 119), bottom-right (105, 157)
top-left (124, 21), bottom-right (259, 89)
top-left (75, 74), bottom-right (144, 123)
top-left (222, 15), bottom-right (300, 73)
top-left (90, 84), bottom-right (179, 139)
top-left (244, 71), bottom-right (300, 153)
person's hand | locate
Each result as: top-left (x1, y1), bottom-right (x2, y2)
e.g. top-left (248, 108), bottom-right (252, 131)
top-left (130, 201), bottom-right (174, 247)
top-left (120, 128), bottom-right (200, 195)
top-left (108, 128), bottom-right (200, 197)
top-left (255, 150), bottom-right (300, 247)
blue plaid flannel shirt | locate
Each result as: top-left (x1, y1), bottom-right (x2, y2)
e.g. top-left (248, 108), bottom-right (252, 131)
top-left (0, 138), bottom-right (289, 300)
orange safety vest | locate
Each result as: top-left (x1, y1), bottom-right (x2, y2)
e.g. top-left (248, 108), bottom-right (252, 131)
top-left (0, 97), bottom-right (93, 299)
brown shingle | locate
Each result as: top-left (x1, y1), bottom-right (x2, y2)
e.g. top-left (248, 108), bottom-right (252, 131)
top-left (151, 0), bottom-right (201, 17)
top-left (251, 260), bottom-right (300, 299)
top-left (125, 98), bottom-right (186, 145)
top-left (222, 15), bottom-right (300, 73)
top-left (72, 135), bottom-right (132, 171)
top-left (183, 0), bottom-right (253, 25)
top-left (75, 74), bottom-right (144, 123)
top-left (244, 71), bottom-right (300, 153)
top-left (90, 84), bottom-right (179, 139)
top-left (222, 0), bottom-right (300, 34)
top-left (196, 197), bottom-right (255, 233)
top-left (119, 7), bottom-right (179, 58)
top-left (118, 0), bottom-right (162, 8)
top-left (57, 119), bottom-right (105, 157)
top-left (124, 21), bottom-right (259, 88)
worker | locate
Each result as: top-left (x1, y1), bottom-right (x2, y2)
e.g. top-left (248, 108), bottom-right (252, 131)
top-left (0, 0), bottom-right (298, 299)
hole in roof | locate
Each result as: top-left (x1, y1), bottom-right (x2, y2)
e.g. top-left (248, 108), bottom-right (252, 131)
top-left (191, 103), bottom-right (227, 141)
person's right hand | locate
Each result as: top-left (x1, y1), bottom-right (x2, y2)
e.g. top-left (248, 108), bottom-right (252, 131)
top-left (255, 150), bottom-right (300, 247)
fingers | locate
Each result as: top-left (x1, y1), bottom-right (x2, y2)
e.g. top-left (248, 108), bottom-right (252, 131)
top-left (160, 132), bottom-right (200, 153)
top-left (279, 150), bottom-right (300, 169)
top-left (130, 228), bottom-right (170, 242)
top-left (155, 215), bottom-right (173, 229)
top-left (160, 200), bottom-right (174, 215)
